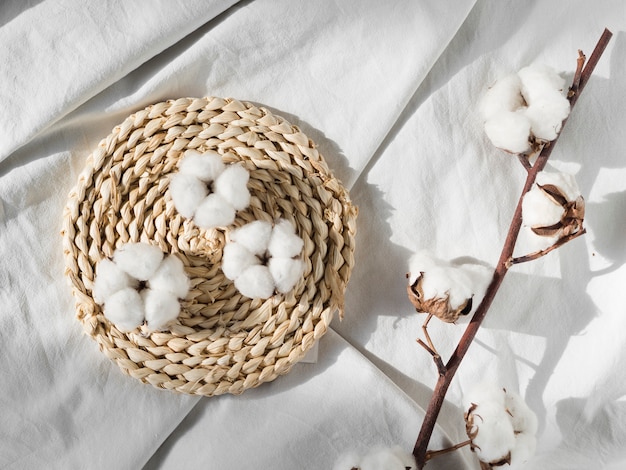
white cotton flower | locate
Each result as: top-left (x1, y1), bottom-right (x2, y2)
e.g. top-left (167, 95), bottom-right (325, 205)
top-left (113, 242), bottom-right (164, 281)
top-left (407, 251), bottom-right (491, 322)
top-left (221, 242), bottom-right (260, 280)
top-left (234, 265), bottom-right (275, 299)
top-left (269, 257), bottom-right (305, 293)
top-left (222, 218), bottom-right (305, 298)
top-left (481, 64), bottom-right (570, 154)
top-left (142, 289), bottom-right (181, 331)
top-left (464, 383), bottom-right (538, 466)
top-left (92, 258), bottom-right (137, 304)
top-left (334, 446), bottom-right (416, 470)
top-left (193, 193), bottom-right (236, 229)
top-left (93, 243), bottom-right (190, 332)
top-left (103, 287), bottom-right (145, 332)
top-left (229, 220), bottom-right (273, 256)
top-left (268, 219), bottom-right (305, 258)
top-left (179, 149), bottom-right (225, 182)
top-left (213, 164), bottom-right (250, 211)
top-left (169, 150), bottom-right (251, 229)
top-left (168, 173), bottom-right (209, 218)
top-left (147, 255), bottom-right (190, 299)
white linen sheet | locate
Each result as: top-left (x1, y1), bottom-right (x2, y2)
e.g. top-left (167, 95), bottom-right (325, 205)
top-left (1, 1), bottom-right (625, 469)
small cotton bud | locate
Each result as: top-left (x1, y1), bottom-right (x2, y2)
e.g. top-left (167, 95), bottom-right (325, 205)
top-left (169, 172), bottom-right (209, 218)
top-left (222, 242), bottom-right (261, 280)
top-left (148, 255), bottom-right (190, 299)
top-left (193, 193), bottom-right (236, 229)
top-left (213, 164), bottom-right (251, 211)
top-left (269, 257), bottom-right (304, 293)
top-left (142, 289), bottom-right (180, 331)
top-left (229, 220), bottom-right (273, 256)
top-left (113, 242), bottom-right (164, 281)
top-left (234, 265), bottom-right (275, 299)
top-left (92, 258), bottom-right (137, 304)
top-left (179, 149), bottom-right (225, 182)
top-left (268, 219), bottom-right (304, 258)
top-left (103, 287), bottom-right (144, 332)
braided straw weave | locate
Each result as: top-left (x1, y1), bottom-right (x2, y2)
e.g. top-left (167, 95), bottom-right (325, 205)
top-left (61, 97), bottom-right (357, 396)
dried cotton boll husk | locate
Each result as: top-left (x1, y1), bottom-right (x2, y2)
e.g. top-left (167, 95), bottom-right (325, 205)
top-left (142, 289), bottom-right (181, 331)
top-left (92, 258), bottom-right (137, 304)
top-left (113, 242), bottom-right (164, 281)
top-left (213, 164), bottom-right (251, 211)
top-left (168, 173), bottom-right (209, 218)
top-left (179, 149), bottom-right (225, 182)
top-left (268, 219), bottom-right (304, 258)
top-left (234, 265), bottom-right (275, 299)
top-left (269, 257), bottom-right (305, 293)
top-left (484, 111), bottom-right (532, 154)
top-left (193, 193), bottom-right (236, 229)
top-left (221, 242), bottom-right (261, 280)
top-left (148, 255), bottom-right (190, 299)
top-left (103, 287), bottom-right (145, 332)
top-left (229, 220), bottom-right (273, 256)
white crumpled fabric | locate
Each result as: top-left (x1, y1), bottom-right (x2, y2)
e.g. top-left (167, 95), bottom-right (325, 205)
top-left (1, 0), bottom-right (625, 469)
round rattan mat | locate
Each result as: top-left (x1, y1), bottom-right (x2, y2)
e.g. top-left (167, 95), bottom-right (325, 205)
top-left (61, 97), bottom-right (357, 396)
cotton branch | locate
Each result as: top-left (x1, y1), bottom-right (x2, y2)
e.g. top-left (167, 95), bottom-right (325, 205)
top-left (413, 29), bottom-right (612, 469)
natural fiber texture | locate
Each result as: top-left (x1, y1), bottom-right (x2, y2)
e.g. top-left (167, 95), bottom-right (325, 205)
top-left (61, 97), bottom-right (357, 396)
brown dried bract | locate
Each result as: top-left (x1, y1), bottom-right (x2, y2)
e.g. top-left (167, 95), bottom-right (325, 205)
top-left (530, 184), bottom-right (585, 238)
top-left (407, 275), bottom-right (472, 323)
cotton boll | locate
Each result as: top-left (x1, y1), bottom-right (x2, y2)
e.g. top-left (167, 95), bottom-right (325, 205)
top-left (407, 250), bottom-right (441, 285)
top-left (505, 390), bottom-right (538, 435)
top-left (148, 255), bottom-right (190, 299)
top-left (142, 288), bottom-right (180, 331)
top-left (332, 451), bottom-right (361, 470)
top-left (269, 257), bottom-right (304, 293)
top-left (522, 184), bottom-right (563, 227)
top-left (469, 402), bottom-right (516, 463)
top-left (103, 287), bottom-right (144, 332)
top-left (419, 265), bottom-right (454, 302)
top-left (536, 171), bottom-right (581, 201)
top-left (222, 242), bottom-right (260, 280)
top-left (524, 94), bottom-right (570, 141)
top-left (213, 164), bottom-right (250, 211)
top-left (518, 64), bottom-right (566, 103)
top-left (169, 173), bottom-right (209, 218)
top-left (179, 149), bottom-right (225, 182)
top-left (92, 258), bottom-right (137, 304)
top-left (484, 111), bottom-right (532, 154)
top-left (268, 219), bottom-right (304, 258)
top-left (193, 193), bottom-right (236, 229)
top-left (463, 382), bottom-right (507, 410)
top-left (481, 73), bottom-right (525, 120)
top-left (510, 432), bottom-right (537, 465)
top-left (113, 242), bottom-right (164, 281)
top-left (234, 265), bottom-right (275, 299)
top-left (229, 220), bottom-right (273, 256)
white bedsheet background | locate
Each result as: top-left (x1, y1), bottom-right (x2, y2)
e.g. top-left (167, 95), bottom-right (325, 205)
top-left (1, 0), bottom-right (625, 469)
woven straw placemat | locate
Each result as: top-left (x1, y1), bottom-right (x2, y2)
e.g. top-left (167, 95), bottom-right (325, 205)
top-left (61, 97), bottom-right (357, 396)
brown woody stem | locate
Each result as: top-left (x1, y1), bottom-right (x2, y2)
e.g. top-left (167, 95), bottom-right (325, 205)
top-left (507, 228), bottom-right (587, 266)
top-left (413, 29), bottom-right (612, 469)
top-left (425, 440), bottom-right (472, 461)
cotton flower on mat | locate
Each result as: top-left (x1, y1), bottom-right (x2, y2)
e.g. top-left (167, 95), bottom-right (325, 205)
top-left (92, 242), bottom-right (190, 332)
top-left (463, 382), bottom-right (538, 468)
top-left (222, 219), bottom-right (305, 299)
top-left (168, 149), bottom-right (250, 229)
top-left (333, 446), bottom-right (416, 470)
top-left (481, 64), bottom-right (570, 154)
top-left (406, 251), bottom-right (491, 323)
top-left (521, 171), bottom-right (585, 250)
